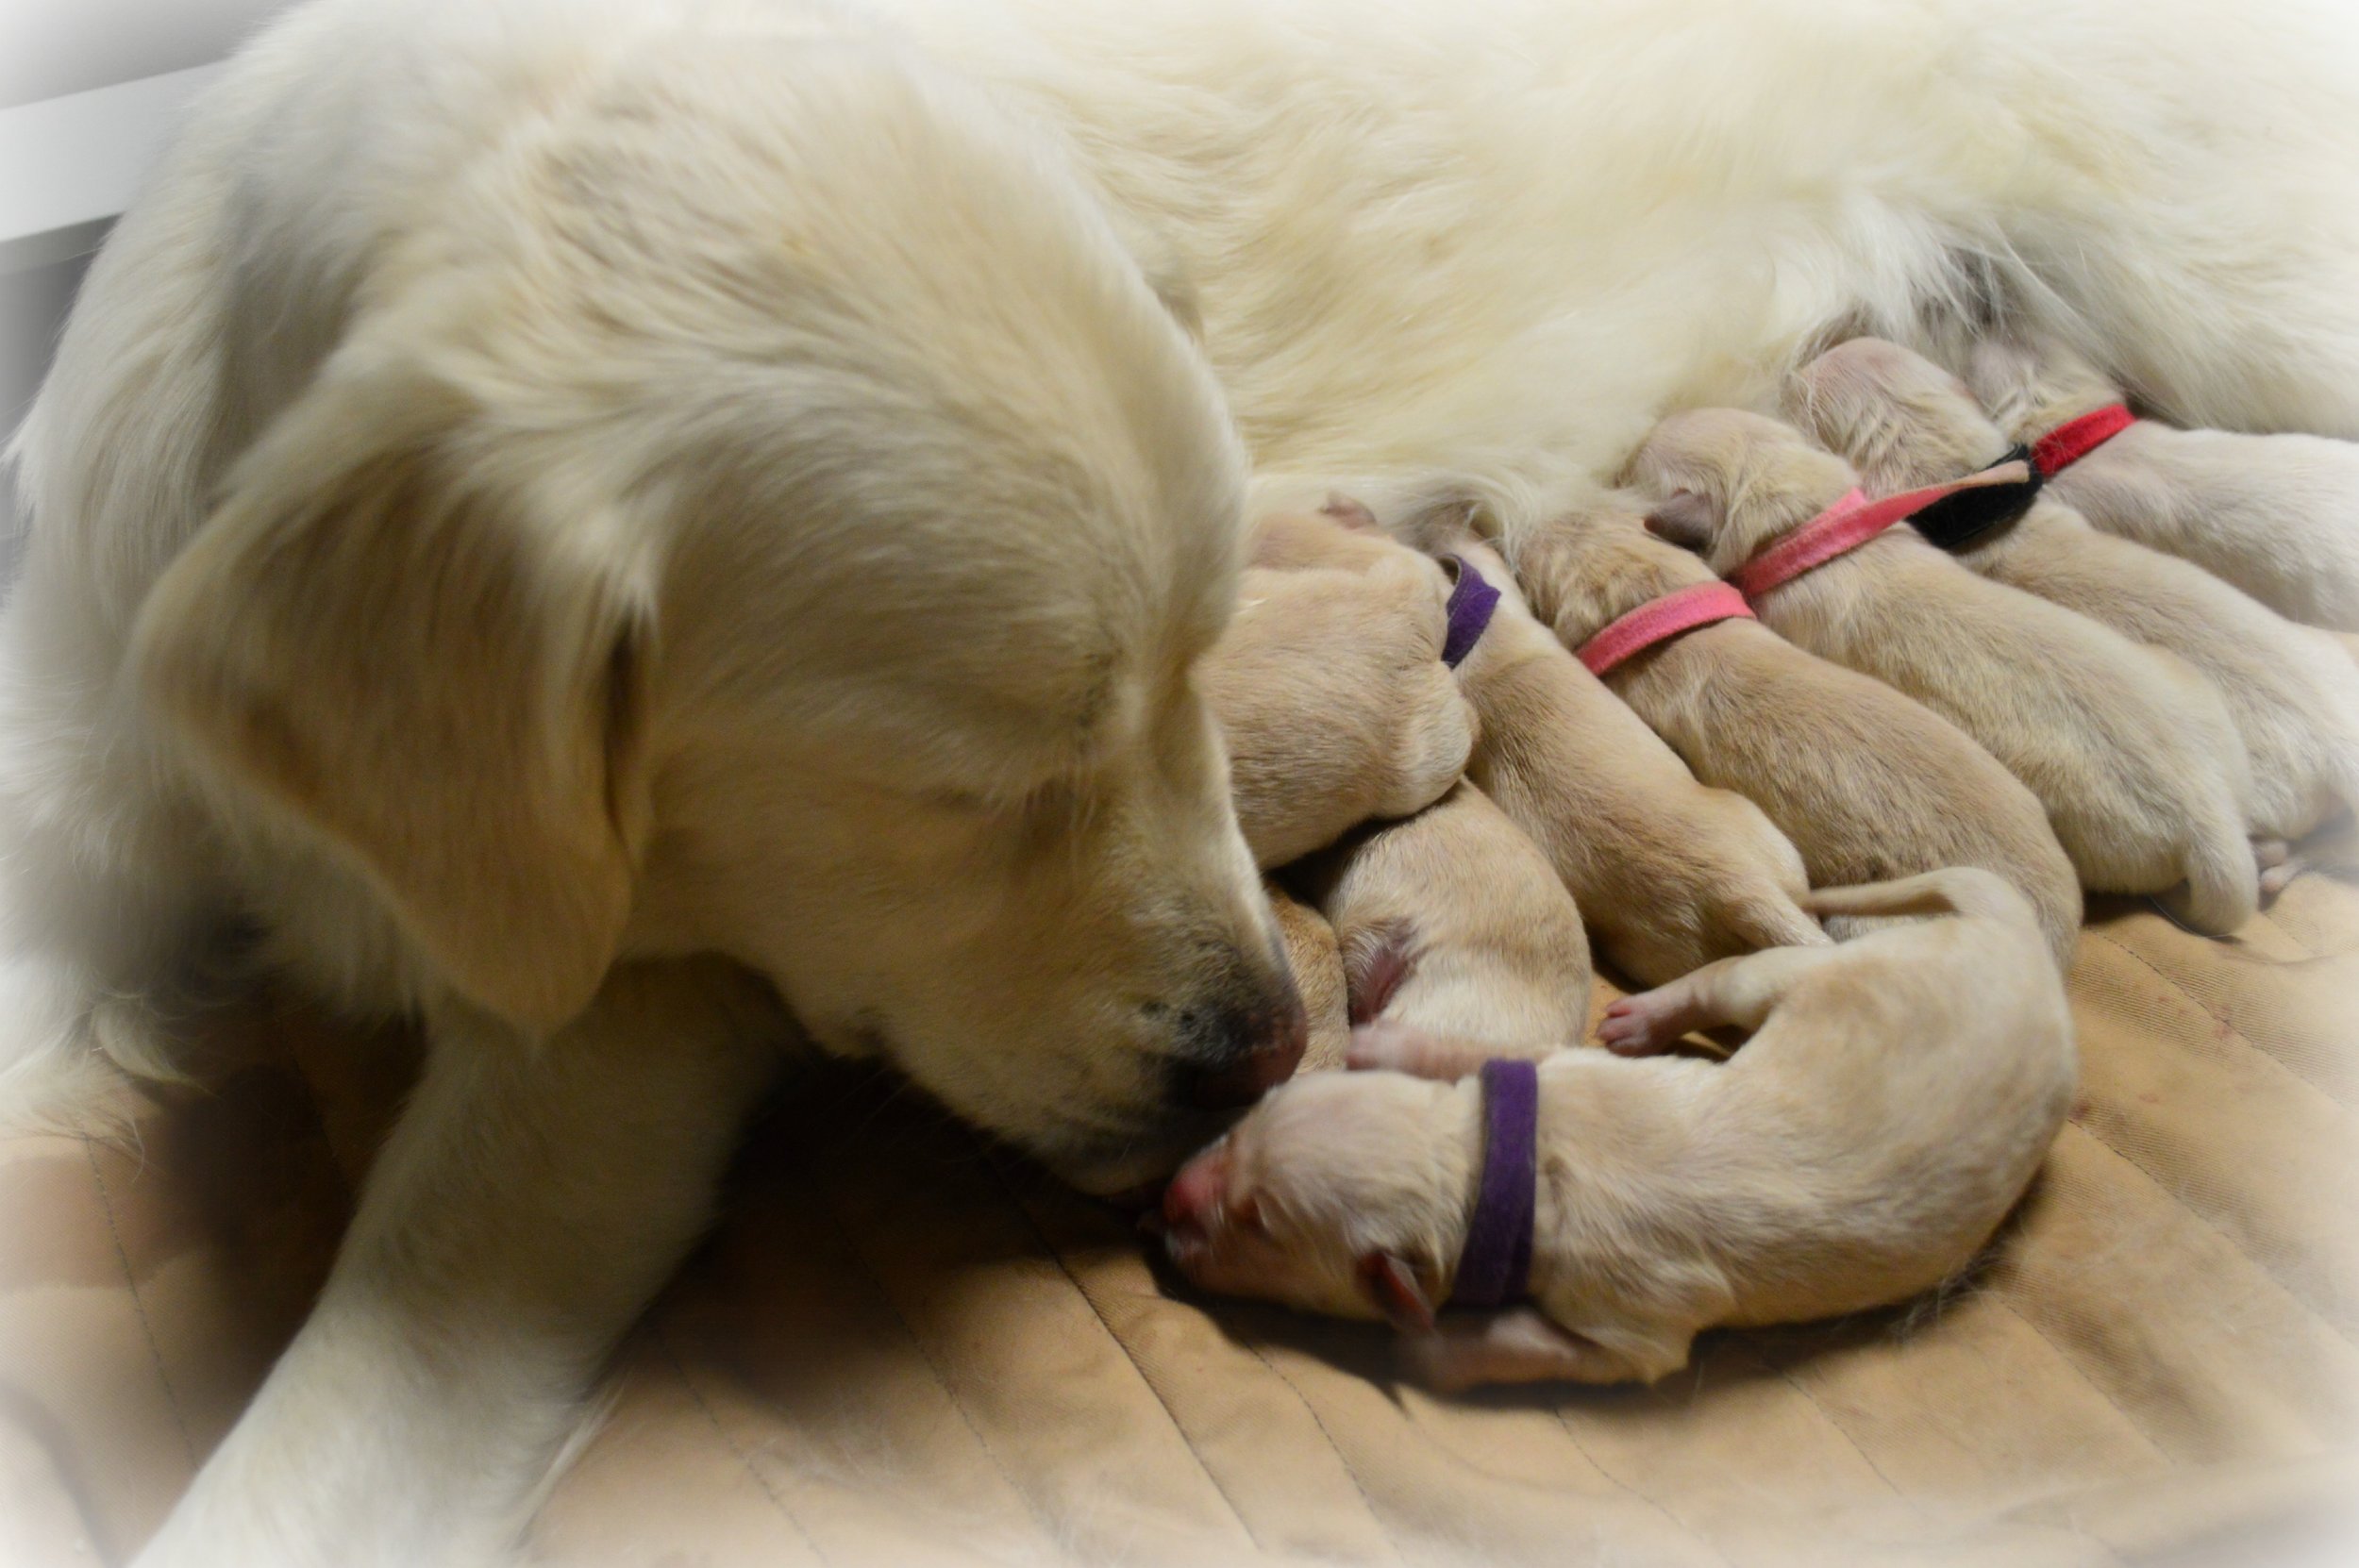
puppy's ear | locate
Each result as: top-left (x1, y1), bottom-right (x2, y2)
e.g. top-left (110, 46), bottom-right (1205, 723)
top-left (132, 359), bottom-right (654, 1033)
top-left (1642, 490), bottom-right (1720, 552)
top-left (1357, 1251), bottom-right (1439, 1333)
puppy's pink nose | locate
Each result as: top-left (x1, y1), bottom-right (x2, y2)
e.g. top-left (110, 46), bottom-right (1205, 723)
top-left (1163, 1151), bottom-right (1230, 1235)
top-left (1184, 996), bottom-right (1309, 1109)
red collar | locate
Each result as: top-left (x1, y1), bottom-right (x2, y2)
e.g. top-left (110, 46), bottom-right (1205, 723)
top-left (1730, 460), bottom-right (2033, 599)
top-left (1578, 581), bottom-right (1754, 676)
top-left (2031, 403), bottom-right (2134, 476)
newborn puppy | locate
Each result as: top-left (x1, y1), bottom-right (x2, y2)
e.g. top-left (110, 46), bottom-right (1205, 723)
top-left (1966, 339), bottom-right (2359, 631)
top-left (1267, 883), bottom-right (1352, 1073)
top-left (1514, 505), bottom-right (2082, 967)
top-left (1205, 511), bottom-right (1476, 866)
top-left (1287, 781), bottom-right (1591, 1071)
top-left (1796, 339), bottom-right (2359, 864)
top-left (1444, 542), bottom-right (1826, 986)
top-left (1629, 409), bottom-right (2262, 934)
top-left (1164, 869), bottom-right (2075, 1389)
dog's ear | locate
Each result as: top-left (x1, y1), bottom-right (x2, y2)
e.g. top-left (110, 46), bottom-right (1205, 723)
top-left (1109, 209), bottom-right (1205, 344)
top-left (1358, 1250), bottom-right (1439, 1333)
top-left (1641, 490), bottom-right (1720, 552)
top-left (132, 359), bottom-right (654, 1034)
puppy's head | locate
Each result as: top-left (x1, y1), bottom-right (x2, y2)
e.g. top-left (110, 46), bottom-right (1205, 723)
top-left (1161, 1069), bottom-right (1476, 1326)
top-left (1964, 338), bottom-right (2125, 445)
top-left (132, 42), bottom-right (1303, 1192)
top-left (1622, 409), bottom-right (1858, 575)
top-left (1509, 502), bottom-right (1719, 643)
top-left (1785, 338), bottom-right (2010, 491)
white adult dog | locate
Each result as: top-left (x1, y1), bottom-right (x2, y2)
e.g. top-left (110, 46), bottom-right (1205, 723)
top-left (6, 0), bottom-right (2356, 1562)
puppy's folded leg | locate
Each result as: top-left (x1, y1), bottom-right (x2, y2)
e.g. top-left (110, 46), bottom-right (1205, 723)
top-left (130, 958), bottom-right (781, 1568)
top-left (1402, 1308), bottom-right (1665, 1390)
top-left (1346, 1019), bottom-right (1511, 1080)
top-left (1598, 945), bottom-right (1833, 1058)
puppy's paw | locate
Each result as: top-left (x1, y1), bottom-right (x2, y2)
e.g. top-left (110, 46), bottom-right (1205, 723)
top-left (1398, 1308), bottom-right (1641, 1389)
top-left (1597, 993), bottom-right (1690, 1057)
top-left (1347, 1020), bottom-right (1484, 1079)
top-left (2256, 839), bottom-right (2311, 899)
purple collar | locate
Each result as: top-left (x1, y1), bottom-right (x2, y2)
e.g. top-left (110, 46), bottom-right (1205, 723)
top-left (1440, 555), bottom-right (1504, 668)
top-left (1448, 1058), bottom-right (1539, 1309)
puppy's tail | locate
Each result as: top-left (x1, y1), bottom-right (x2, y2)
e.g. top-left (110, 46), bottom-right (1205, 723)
top-left (1735, 894), bottom-right (1834, 954)
top-left (1806, 867), bottom-right (2024, 928)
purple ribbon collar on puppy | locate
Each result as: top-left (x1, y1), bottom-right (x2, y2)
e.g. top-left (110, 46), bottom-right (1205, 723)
top-left (1440, 555), bottom-right (1503, 668)
top-left (1448, 1058), bottom-right (1540, 1309)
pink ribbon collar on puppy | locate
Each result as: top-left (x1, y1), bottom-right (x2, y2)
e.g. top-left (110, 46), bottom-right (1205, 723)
top-left (2031, 403), bottom-right (2134, 477)
top-left (1448, 1059), bottom-right (1540, 1309)
top-left (1730, 460), bottom-right (2032, 600)
top-left (1577, 581), bottom-right (1756, 676)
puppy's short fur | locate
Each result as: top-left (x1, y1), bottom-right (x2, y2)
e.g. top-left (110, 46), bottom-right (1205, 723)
top-left (1207, 512), bottom-right (1476, 867)
top-left (1444, 543), bottom-right (1826, 986)
top-left (1513, 506), bottom-right (2083, 967)
top-left (1163, 869), bottom-right (2075, 1389)
top-left (1287, 781), bottom-right (1591, 1070)
top-left (1630, 410), bottom-right (2262, 934)
top-left (1267, 884), bottom-right (1352, 1073)
top-left (1966, 340), bottom-right (2359, 631)
top-left (1796, 338), bottom-right (2359, 857)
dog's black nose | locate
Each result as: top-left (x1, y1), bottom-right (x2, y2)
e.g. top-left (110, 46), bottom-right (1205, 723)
top-left (1178, 988), bottom-right (1310, 1109)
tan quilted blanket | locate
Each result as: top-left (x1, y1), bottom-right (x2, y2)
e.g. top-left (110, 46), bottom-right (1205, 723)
top-left (5, 870), bottom-right (2355, 1567)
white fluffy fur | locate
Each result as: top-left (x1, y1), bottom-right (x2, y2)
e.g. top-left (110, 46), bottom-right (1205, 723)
top-left (8, 0), bottom-right (2359, 1560)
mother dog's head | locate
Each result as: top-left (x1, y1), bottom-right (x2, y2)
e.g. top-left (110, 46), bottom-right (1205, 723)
top-left (129, 41), bottom-right (1301, 1190)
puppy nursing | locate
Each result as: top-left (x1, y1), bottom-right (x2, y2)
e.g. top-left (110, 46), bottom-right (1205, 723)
top-left (1628, 409), bottom-right (2262, 933)
top-left (1289, 782), bottom-right (1591, 1071)
top-left (1205, 512), bottom-right (1476, 867)
top-left (1443, 544), bottom-right (1827, 985)
top-left (1512, 509), bottom-right (2083, 966)
top-left (1795, 339), bottom-right (2359, 861)
top-left (1164, 871), bottom-right (2075, 1389)
top-left (1965, 339), bottom-right (2359, 632)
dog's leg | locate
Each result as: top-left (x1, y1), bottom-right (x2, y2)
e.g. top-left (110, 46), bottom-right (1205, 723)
top-left (129, 957), bottom-right (782, 1568)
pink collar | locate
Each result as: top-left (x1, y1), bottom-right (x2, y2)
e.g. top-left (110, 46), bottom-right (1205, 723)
top-left (2031, 402), bottom-right (2134, 476)
top-left (1730, 461), bottom-right (2032, 599)
top-left (1578, 581), bottom-right (1754, 676)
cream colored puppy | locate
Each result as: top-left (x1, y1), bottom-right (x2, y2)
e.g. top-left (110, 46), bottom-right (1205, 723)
top-left (1795, 339), bottom-right (2359, 865)
top-left (1207, 512), bottom-right (1476, 867)
top-left (1965, 339), bottom-right (2359, 631)
top-left (1630, 410), bottom-right (2262, 934)
top-left (1163, 869), bottom-right (2075, 1388)
top-left (1288, 781), bottom-right (1591, 1072)
top-left (1445, 543), bottom-right (1826, 986)
top-left (1514, 506), bottom-right (2083, 967)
